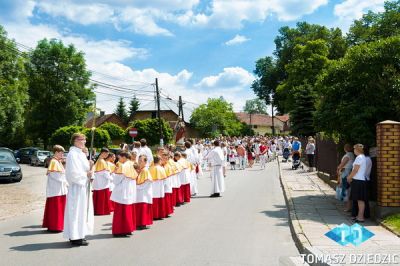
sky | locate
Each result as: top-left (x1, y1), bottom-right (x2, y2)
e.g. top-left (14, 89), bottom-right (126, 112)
top-left (0, 0), bottom-right (386, 114)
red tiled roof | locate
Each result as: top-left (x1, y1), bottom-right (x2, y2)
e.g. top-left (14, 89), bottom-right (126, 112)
top-left (235, 112), bottom-right (283, 127)
top-left (84, 114), bottom-right (126, 128)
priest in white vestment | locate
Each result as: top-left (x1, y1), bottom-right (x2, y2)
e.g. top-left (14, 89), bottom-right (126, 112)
top-left (63, 133), bottom-right (94, 246)
top-left (207, 140), bottom-right (225, 197)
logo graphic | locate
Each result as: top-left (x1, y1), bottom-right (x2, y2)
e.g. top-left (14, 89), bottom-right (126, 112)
top-left (325, 223), bottom-right (374, 246)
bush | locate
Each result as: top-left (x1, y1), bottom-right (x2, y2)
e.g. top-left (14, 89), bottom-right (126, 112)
top-left (125, 118), bottom-right (173, 146)
top-left (50, 125), bottom-right (111, 148)
top-left (99, 122), bottom-right (125, 141)
top-left (83, 128), bottom-right (111, 148)
top-left (50, 125), bottom-right (85, 147)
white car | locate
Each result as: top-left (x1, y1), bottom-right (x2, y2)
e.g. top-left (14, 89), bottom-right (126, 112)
top-left (30, 150), bottom-right (51, 166)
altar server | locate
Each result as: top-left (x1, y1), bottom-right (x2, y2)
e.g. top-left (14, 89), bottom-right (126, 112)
top-left (92, 148), bottom-right (113, 215)
top-left (172, 152), bottom-right (184, 206)
top-left (179, 152), bottom-right (192, 203)
top-left (63, 133), bottom-right (94, 246)
top-left (162, 152), bottom-right (174, 216)
top-left (149, 156), bottom-right (167, 219)
top-left (111, 152), bottom-right (137, 237)
top-left (135, 155), bottom-right (153, 229)
top-left (42, 145), bottom-right (68, 232)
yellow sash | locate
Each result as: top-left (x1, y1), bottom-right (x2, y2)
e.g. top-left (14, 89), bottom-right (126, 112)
top-left (136, 169), bottom-right (152, 185)
top-left (47, 158), bottom-right (64, 172)
top-left (94, 159), bottom-right (109, 172)
top-left (149, 165), bottom-right (167, 181)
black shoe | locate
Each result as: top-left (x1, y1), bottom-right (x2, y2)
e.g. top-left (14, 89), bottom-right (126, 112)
top-left (70, 239), bottom-right (89, 246)
top-left (215, 193), bottom-right (221, 197)
top-left (210, 193), bottom-right (217, 198)
top-left (136, 225), bottom-right (147, 230)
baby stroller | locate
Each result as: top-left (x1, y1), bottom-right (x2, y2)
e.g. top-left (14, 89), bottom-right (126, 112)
top-left (282, 148), bottom-right (290, 162)
top-left (291, 151), bottom-right (303, 170)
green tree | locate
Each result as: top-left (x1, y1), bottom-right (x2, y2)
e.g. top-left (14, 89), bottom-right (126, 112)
top-left (347, 0), bottom-right (400, 45)
top-left (126, 118), bottom-right (173, 146)
top-left (129, 95), bottom-right (140, 118)
top-left (99, 122), bottom-right (125, 141)
top-left (314, 36), bottom-right (400, 145)
top-left (115, 97), bottom-right (129, 123)
top-left (190, 97), bottom-right (244, 137)
top-left (26, 39), bottom-right (94, 148)
top-left (289, 84), bottom-right (317, 136)
top-left (243, 98), bottom-right (268, 115)
top-left (0, 26), bottom-right (29, 148)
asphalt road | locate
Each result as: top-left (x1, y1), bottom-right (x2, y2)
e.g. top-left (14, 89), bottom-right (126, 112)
top-left (0, 161), bottom-right (298, 266)
top-left (0, 164), bottom-right (47, 220)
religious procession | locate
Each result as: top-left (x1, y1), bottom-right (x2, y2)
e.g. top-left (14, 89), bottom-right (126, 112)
top-left (43, 134), bottom-right (229, 246)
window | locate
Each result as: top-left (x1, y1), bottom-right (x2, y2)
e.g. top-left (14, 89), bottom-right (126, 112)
top-left (253, 125), bottom-right (258, 129)
top-left (151, 111), bottom-right (157, 119)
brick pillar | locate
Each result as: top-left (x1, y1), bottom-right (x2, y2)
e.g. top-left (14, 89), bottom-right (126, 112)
top-left (376, 120), bottom-right (400, 216)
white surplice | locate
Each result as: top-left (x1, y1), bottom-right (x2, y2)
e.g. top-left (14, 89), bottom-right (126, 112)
top-left (63, 146), bottom-right (94, 240)
top-left (207, 146), bottom-right (225, 194)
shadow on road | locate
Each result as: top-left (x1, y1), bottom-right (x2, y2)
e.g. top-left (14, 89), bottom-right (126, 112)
top-left (260, 204), bottom-right (290, 226)
top-left (5, 230), bottom-right (49, 237)
top-left (86, 233), bottom-right (114, 240)
top-left (21, 225), bottom-right (43, 229)
top-left (10, 241), bottom-right (72, 251)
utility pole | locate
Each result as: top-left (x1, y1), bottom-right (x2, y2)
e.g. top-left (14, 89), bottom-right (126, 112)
top-left (178, 96), bottom-right (185, 121)
top-left (271, 99), bottom-right (275, 136)
top-left (155, 78), bottom-right (164, 146)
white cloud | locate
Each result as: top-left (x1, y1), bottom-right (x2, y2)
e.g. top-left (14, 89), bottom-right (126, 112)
top-left (37, 2), bottom-right (114, 25)
top-left (12, 0), bottom-right (329, 36)
top-left (225, 34), bottom-right (250, 46)
top-left (178, 0), bottom-right (328, 29)
top-left (333, 0), bottom-right (385, 30)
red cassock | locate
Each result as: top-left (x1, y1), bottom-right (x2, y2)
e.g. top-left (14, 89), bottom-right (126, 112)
top-left (152, 198), bottom-right (167, 219)
top-left (135, 203), bottom-right (153, 227)
top-left (174, 187), bottom-right (184, 206)
top-left (181, 183), bottom-right (191, 203)
top-left (93, 188), bottom-right (113, 215)
top-left (112, 203), bottom-right (136, 235)
top-left (163, 192), bottom-right (174, 216)
top-left (42, 195), bottom-right (66, 231)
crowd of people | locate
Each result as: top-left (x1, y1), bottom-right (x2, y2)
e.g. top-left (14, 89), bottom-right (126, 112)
top-left (42, 134), bottom-right (226, 246)
top-left (40, 132), bottom-right (372, 247)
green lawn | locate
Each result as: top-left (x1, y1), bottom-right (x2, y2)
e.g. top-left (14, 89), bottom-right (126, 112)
top-left (382, 214), bottom-right (400, 235)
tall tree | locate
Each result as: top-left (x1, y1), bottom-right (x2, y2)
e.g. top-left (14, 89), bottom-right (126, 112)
top-left (244, 98), bottom-right (268, 115)
top-left (190, 97), bottom-right (244, 137)
top-left (26, 39), bottom-right (94, 148)
top-left (315, 36), bottom-right (400, 145)
top-left (115, 97), bottom-right (129, 123)
top-left (0, 26), bottom-right (29, 148)
top-left (129, 95), bottom-right (140, 119)
top-left (347, 0), bottom-right (400, 45)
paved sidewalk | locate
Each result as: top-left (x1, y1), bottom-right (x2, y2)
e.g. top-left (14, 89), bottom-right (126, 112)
top-left (278, 160), bottom-right (400, 266)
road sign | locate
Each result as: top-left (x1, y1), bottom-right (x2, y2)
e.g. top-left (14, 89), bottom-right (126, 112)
top-left (129, 128), bottom-right (138, 137)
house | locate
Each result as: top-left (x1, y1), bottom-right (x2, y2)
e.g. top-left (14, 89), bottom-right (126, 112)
top-left (235, 112), bottom-right (289, 135)
top-left (84, 112), bottom-right (127, 129)
top-left (132, 97), bottom-right (200, 138)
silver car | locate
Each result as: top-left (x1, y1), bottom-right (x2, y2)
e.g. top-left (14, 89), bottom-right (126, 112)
top-left (30, 150), bottom-right (51, 166)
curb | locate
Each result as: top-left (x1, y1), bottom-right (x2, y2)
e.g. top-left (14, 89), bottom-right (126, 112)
top-left (277, 159), bottom-right (329, 266)
top-left (380, 222), bottom-right (400, 238)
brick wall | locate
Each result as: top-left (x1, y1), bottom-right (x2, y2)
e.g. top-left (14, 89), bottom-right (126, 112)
top-left (376, 120), bottom-right (400, 207)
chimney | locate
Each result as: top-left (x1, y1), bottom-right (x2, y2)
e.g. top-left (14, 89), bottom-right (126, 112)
top-left (100, 111), bottom-right (105, 117)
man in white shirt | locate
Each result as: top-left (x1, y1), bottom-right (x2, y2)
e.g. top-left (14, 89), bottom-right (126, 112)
top-left (138, 138), bottom-right (153, 168)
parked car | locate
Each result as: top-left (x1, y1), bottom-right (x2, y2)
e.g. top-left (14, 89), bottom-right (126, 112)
top-left (31, 150), bottom-right (51, 166)
top-left (0, 147), bottom-right (23, 182)
top-left (16, 147), bottom-right (40, 164)
top-left (44, 151), bottom-right (68, 168)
